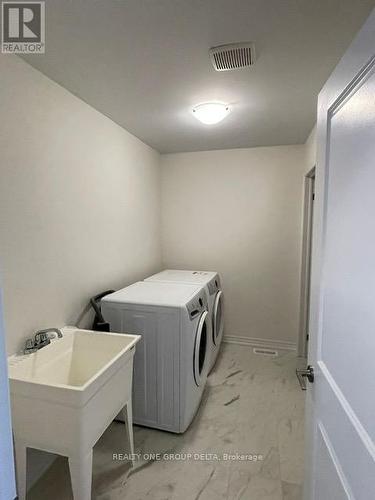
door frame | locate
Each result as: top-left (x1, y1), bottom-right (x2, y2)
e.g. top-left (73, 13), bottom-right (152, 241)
top-left (0, 286), bottom-right (16, 500)
top-left (298, 167), bottom-right (316, 357)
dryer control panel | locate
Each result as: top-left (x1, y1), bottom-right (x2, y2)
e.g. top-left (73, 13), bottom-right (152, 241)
top-left (187, 291), bottom-right (208, 320)
top-left (207, 275), bottom-right (221, 296)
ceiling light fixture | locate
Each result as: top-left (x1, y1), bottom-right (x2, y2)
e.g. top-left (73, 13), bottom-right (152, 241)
top-left (192, 102), bottom-right (230, 125)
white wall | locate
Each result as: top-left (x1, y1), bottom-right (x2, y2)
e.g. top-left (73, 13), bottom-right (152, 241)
top-left (161, 145), bottom-right (309, 346)
top-left (0, 55), bottom-right (162, 356)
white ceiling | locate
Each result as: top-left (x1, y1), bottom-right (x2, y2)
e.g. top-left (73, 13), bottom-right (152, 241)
top-left (22, 0), bottom-right (374, 153)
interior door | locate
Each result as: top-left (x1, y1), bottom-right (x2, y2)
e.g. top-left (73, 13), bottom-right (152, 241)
top-left (304, 8), bottom-right (375, 500)
top-left (0, 287), bottom-right (16, 500)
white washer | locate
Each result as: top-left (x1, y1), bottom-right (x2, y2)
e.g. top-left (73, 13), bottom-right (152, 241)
top-left (145, 270), bottom-right (224, 372)
top-left (101, 281), bottom-right (210, 433)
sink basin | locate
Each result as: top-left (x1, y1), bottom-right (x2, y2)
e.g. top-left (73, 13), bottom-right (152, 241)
top-left (8, 327), bottom-right (139, 407)
top-left (8, 327), bottom-right (140, 500)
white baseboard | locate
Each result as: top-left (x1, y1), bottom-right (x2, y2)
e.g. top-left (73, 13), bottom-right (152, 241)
top-left (223, 334), bottom-right (297, 352)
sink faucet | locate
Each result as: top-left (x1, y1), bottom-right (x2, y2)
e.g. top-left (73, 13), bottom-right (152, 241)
top-left (24, 328), bottom-right (63, 354)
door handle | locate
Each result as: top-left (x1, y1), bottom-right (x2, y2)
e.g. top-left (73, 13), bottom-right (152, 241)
top-left (296, 365), bottom-right (314, 391)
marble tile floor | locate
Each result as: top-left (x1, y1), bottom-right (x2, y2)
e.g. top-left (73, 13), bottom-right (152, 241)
top-left (28, 343), bottom-right (306, 500)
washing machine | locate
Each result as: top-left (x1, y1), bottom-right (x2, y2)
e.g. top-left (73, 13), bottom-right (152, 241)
top-left (101, 281), bottom-right (210, 433)
top-left (145, 270), bottom-right (224, 372)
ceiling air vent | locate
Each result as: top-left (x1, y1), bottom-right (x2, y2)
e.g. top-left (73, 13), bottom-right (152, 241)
top-left (209, 42), bottom-right (256, 71)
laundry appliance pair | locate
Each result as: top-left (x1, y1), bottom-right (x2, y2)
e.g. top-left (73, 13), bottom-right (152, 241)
top-left (145, 270), bottom-right (224, 373)
top-left (101, 270), bottom-right (224, 433)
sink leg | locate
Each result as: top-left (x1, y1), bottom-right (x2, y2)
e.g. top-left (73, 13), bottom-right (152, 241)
top-left (14, 441), bottom-right (27, 500)
top-left (123, 402), bottom-right (135, 467)
top-left (68, 449), bottom-right (93, 500)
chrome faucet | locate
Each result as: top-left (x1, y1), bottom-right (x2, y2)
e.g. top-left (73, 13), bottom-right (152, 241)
top-left (24, 328), bottom-right (63, 354)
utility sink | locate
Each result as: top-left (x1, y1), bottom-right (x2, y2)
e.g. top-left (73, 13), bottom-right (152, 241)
top-left (8, 326), bottom-right (139, 406)
top-left (8, 327), bottom-right (140, 500)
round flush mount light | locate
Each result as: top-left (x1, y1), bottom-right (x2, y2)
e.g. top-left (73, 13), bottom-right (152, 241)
top-left (192, 102), bottom-right (230, 125)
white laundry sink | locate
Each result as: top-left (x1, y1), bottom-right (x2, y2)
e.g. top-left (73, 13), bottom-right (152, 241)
top-left (8, 327), bottom-right (139, 406)
top-left (8, 327), bottom-right (140, 500)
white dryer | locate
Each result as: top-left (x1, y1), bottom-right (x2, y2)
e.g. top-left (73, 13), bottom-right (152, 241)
top-left (145, 270), bottom-right (224, 372)
top-left (101, 281), bottom-right (210, 433)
